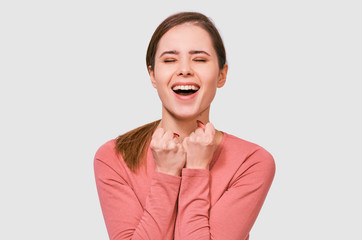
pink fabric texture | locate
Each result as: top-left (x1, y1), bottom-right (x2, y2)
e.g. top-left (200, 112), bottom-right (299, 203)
top-left (94, 132), bottom-right (275, 240)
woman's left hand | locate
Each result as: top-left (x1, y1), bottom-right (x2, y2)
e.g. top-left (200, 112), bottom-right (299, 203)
top-left (182, 121), bottom-right (216, 169)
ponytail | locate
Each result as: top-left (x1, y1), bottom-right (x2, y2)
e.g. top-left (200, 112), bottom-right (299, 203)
top-left (115, 120), bottom-right (161, 171)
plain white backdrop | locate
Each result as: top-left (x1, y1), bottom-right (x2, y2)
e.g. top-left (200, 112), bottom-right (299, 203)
top-left (1, 0), bottom-right (361, 239)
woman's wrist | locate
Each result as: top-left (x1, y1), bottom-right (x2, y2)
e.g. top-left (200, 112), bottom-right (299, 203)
top-left (185, 163), bottom-right (209, 170)
top-left (156, 167), bottom-right (181, 177)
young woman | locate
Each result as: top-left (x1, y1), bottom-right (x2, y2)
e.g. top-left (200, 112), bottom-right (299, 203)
top-left (94, 12), bottom-right (275, 240)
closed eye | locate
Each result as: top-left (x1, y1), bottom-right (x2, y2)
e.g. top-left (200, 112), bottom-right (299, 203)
top-left (164, 59), bottom-right (176, 63)
top-left (194, 59), bottom-right (207, 62)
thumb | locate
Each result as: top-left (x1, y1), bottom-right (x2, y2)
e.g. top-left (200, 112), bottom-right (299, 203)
top-left (197, 120), bottom-right (206, 130)
top-left (182, 137), bottom-right (188, 152)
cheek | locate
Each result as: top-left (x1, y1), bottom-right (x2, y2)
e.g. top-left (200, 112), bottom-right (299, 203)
top-left (153, 66), bottom-right (174, 86)
top-left (197, 62), bottom-right (219, 80)
top-left (201, 69), bottom-right (220, 87)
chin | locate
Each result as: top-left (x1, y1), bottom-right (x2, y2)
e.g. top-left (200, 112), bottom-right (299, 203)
top-left (173, 113), bottom-right (198, 121)
top-left (169, 106), bottom-right (209, 121)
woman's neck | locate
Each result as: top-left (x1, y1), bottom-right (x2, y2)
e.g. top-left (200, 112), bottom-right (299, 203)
top-left (157, 107), bottom-right (223, 152)
top-left (157, 107), bottom-right (209, 141)
top-left (158, 117), bottom-right (206, 141)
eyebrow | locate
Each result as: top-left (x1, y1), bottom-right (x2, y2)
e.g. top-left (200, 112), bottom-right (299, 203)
top-left (190, 50), bottom-right (210, 56)
top-left (159, 50), bottom-right (210, 57)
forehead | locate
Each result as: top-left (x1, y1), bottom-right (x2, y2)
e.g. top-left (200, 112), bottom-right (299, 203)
top-left (157, 23), bottom-right (214, 53)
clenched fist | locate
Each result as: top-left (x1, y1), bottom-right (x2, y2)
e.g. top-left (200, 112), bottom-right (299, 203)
top-left (182, 121), bottom-right (216, 169)
top-left (150, 128), bottom-right (186, 176)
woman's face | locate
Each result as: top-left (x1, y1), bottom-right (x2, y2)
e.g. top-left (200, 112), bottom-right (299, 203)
top-left (149, 23), bottom-right (227, 120)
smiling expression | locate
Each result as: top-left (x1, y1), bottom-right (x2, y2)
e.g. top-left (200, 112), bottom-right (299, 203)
top-left (149, 23), bottom-right (228, 120)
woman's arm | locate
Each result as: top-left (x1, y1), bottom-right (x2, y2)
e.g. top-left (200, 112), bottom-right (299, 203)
top-left (174, 147), bottom-right (276, 240)
top-left (94, 141), bottom-right (181, 240)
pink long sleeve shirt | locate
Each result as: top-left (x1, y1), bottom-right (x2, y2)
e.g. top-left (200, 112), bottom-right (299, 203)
top-left (94, 132), bottom-right (275, 240)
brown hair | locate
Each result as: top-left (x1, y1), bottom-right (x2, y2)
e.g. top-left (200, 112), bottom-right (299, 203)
top-left (115, 12), bottom-right (227, 171)
top-left (146, 11), bottom-right (227, 71)
top-left (115, 120), bottom-right (160, 171)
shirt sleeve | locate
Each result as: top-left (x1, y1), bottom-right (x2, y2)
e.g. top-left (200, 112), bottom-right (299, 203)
top-left (94, 143), bottom-right (181, 240)
top-left (175, 147), bottom-right (276, 240)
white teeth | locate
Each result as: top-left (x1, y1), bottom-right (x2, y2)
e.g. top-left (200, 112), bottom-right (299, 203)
top-left (172, 85), bottom-right (200, 91)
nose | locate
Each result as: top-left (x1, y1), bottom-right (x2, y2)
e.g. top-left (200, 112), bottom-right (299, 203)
top-left (177, 60), bottom-right (193, 76)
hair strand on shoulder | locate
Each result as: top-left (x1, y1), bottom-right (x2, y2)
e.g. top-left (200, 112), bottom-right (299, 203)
top-left (115, 120), bottom-right (161, 171)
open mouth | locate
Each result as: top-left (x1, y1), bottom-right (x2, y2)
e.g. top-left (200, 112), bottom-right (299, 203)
top-left (172, 84), bottom-right (200, 96)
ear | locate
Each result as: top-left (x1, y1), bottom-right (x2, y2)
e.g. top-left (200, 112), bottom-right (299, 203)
top-left (217, 64), bottom-right (228, 88)
top-left (148, 65), bottom-right (157, 89)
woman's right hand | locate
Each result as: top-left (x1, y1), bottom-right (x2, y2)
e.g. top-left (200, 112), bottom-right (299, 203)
top-left (150, 128), bottom-right (186, 176)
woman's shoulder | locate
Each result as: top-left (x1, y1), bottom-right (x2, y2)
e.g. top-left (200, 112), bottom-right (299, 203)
top-left (94, 138), bottom-right (117, 159)
top-left (222, 132), bottom-right (275, 168)
top-left (93, 138), bottom-right (132, 177)
top-left (222, 132), bottom-right (265, 151)
top-left (93, 138), bottom-right (125, 169)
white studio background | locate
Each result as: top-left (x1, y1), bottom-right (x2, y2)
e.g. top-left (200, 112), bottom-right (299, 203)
top-left (0, 0), bottom-right (361, 239)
